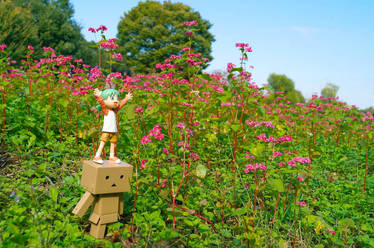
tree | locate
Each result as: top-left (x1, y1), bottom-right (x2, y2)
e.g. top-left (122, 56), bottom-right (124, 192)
top-left (267, 73), bottom-right (305, 103)
top-left (117, 0), bottom-right (215, 73)
top-left (267, 73), bottom-right (295, 93)
top-left (0, 0), bottom-right (96, 64)
top-left (321, 83), bottom-right (339, 98)
top-left (0, 1), bottom-right (38, 60)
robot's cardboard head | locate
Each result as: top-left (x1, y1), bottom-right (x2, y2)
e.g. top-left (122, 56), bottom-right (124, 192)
top-left (81, 160), bottom-right (133, 194)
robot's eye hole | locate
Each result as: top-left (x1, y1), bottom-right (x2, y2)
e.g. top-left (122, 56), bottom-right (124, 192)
top-left (120, 175), bottom-right (124, 179)
top-left (105, 176), bottom-right (109, 180)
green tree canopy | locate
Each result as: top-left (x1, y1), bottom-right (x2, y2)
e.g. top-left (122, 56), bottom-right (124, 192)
top-left (117, 0), bottom-right (215, 73)
top-left (0, 0), bottom-right (38, 60)
top-left (321, 83), bottom-right (339, 98)
top-left (267, 73), bottom-right (305, 103)
top-left (267, 73), bottom-right (295, 93)
top-left (0, 0), bottom-right (96, 64)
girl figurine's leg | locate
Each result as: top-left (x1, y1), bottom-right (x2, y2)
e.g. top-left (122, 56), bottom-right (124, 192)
top-left (93, 141), bottom-right (105, 164)
top-left (108, 142), bottom-right (121, 163)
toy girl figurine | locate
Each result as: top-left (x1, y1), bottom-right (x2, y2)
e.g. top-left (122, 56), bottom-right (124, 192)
top-left (93, 88), bottom-right (133, 164)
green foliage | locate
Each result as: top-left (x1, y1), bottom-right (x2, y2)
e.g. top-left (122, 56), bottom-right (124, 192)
top-left (267, 73), bottom-right (306, 103)
top-left (0, 28), bottom-right (373, 247)
top-left (268, 73), bottom-right (295, 93)
top-left (0, 0), bottom-right (97, 64)
top-left (117, 0), bottom-right (215, 73)
top-left (321, 83), bottom-right (339, 98)
top-left (0, 0), bottom-right (38, 60)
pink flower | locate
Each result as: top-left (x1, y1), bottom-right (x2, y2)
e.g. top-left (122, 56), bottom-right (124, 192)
top-left (287, 160), bottom-right (297, 167)
top-left (0, 44), bottom-right (7, 51)
top-left (162, 148), bottom-right (169, 155)
top-left (112, 53), bottom-right (123, 61)
top-left (244, 163), bottom-right (266, 173)
top-left (160, 179), bottom-right (167, 187)
top-left (296, 201), bottom-right (307, 207)
top-left (244, 152), bottom-right (256, 159)
top-left (273, 151), bottom-right (283, 157)
top-left (278, 162), bottom-right (285, 166)
top-left (189, 152), bottom-right (200, 160)
top-left (96, 25), bottom-right (107, 32)
top-left (140, 135), bottom-right (152, 144)
top-left (236, 43), bottom-right (249, 48)
top-left (149, 124), bottom-right (164, 141)
top-left (227, 62), bottom-right (235, 72)
top-left (100, 42), bottom-right (118, 50)
top-left (135, 107), bottom-right (143, 113)
top-left (184, 20), bottom-right (198, 26)
top-left (326, 229), bottom-right (336, 235)
top-left (140, 160), bottom-right (148, 170)
top-left (183, 102), bottom-right (193, 107)
top-left (297, 176), bottom-right (305, 182)
top-left (27, 45), bottom-right (34, 50)
top-left (88, 27), bottom-right (96, 33)
top-left (177, 122), bottom-right (186, 129)
top-left (185, 31), bottom-right (193, 36)
top-left (43, 47), bottom-right (54, 53)
top-left (245, 47), bottom-right (253, 52)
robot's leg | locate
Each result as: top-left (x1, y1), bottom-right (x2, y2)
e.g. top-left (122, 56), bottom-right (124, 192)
top-left (90, 221), bottom-right (107, 239)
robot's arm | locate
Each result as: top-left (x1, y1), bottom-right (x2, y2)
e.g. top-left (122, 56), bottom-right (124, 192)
top-left (72, 191), bottom-right (95, 218)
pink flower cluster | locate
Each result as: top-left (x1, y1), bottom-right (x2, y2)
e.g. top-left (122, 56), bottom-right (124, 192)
top-left (0, 44), bottom-right (7, 51)
top-left (155, 63), bottom-right (176, 70)
top-left (43, 47), bottom-right (54, 53)
top-left (245, 120), bottom-right (275, 128)
top-left (256, 133), bottom-right (276, 143)
top-left (89, 25), bottom-right (107, 33)
top-left (177, 122), bottom-right (186, 129)
top-left (275, 135), bottom-right (293, 144)
top-left (227, 62), bottom-right (235, 72)
top-left (287, 157), bottom-right (311, 167)
top-left (244, 152), bottom-right (256, 159)
top-left (326, 229), bottom-right (336, 235)
top-left (100, 38), bottom-right (118, 50)
top-left (296, 201), bottom-right (307, 207)
top-left (235, 43), bottom-right (250, 48)
top-left (273, 151), bottom-right (282, 157)
top-left (189, 152), bottom-right (200, 160)
top-left (184, 20), bottom-right (198, 26)
top-left (140, 124), bottom-right (164, 144)
top-left (149, 124), bottom-right (164, 140)
top-left (297, 176), bottom-right (305, 182)
top-left (244, 163), bottom-right (267, 173)
top-left (112, 53), bottom-right (123, 61)
top-left (135, 107), bottom-right (143, 113)
top-left (140, 160), bottom-right (148, 170)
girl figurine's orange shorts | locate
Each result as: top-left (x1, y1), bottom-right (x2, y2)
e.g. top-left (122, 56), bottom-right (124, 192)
top-left (100, 132), bottom-right (118, 143)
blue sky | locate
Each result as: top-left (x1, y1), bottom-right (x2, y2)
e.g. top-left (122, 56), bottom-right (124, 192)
top-left (70, 0), bottom-right (374, 109)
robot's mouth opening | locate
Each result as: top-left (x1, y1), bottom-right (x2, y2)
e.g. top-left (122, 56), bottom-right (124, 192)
top-left (111, 184), bottom-right (116, 187)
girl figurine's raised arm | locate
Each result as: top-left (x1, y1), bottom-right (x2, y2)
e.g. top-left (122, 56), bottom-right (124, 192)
top-left (92, 88), bottom-right (132, 164)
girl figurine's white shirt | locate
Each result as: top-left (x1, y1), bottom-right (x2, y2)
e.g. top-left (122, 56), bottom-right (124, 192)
top-left (102, 110), bottom-right (117, 133)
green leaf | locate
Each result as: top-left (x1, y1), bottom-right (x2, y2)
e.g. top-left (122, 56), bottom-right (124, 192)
top-left (268, 179), bottom-right (284, 192)
top-left (49, 186), bottom-right (58, 203)
top-left (231, 124), bottom-right (240, 132)
top-left (196, 164), bottom-right (207, 178)
top-left (166, 208), bottom-right (182, 217)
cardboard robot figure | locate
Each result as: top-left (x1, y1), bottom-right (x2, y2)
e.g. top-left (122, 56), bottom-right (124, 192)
top-left (72, 160), bottom-right (133, 239)
top-left (92, 88), bottom-right (133, 164)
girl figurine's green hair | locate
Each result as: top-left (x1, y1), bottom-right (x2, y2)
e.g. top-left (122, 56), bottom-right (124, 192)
top-left (96, 89), bottom-right (120, 111)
